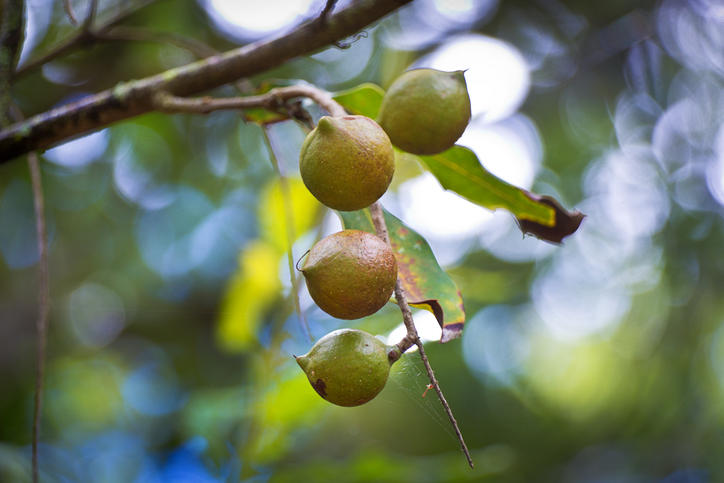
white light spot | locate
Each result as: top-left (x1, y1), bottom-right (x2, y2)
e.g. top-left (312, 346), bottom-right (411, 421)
top-left (434, 0), bottom-right (474, 15)
top-left (463, 306), bottom-right (530, 386)
top-left (418, 34), bottom-right (530, 122)
top-left (205, 0), bottom-right (314, 40)
top-left (44, 129), bottom-right (109, 168)
top-left (385, 310), bottom-right (442, 349)
top-left (458, 114), bottom-right (542, 189)
top-left (69, 283), bottom-right (126, 348)
top-left (398, 172), bottom-right (493, 240)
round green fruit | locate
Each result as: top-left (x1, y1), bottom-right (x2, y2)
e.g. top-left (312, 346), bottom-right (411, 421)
top-left (299, 115), bottom-right (395, 211)
top-left (295, 328), bottom-right (399, 407)
top-left (377, 68), bottom-right (471, 155)
top-left (301, 229), bottom-right (397, 320)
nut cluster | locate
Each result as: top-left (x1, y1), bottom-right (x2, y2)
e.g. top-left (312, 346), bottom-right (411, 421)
top-left (296, 68), bottom-right (472, 407)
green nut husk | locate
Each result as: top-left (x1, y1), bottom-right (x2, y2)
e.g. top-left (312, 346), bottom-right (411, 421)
top-left (299, 115), bottom-right (395, 211)
top-left (378, 68), bottom-right (471, 155)
top-left (295, 328), bottom-right (399, 407)
top-left (301, 229), bottom-right (397, 320)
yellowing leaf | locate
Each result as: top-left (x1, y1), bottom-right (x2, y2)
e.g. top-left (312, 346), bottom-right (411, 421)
top-left (217, 241), bottom-right (281, 352)
top-left (258, 177), bottom-right (322, 253)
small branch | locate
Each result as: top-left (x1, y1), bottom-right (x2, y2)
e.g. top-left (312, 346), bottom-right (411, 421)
top-left (152, 85), bottom-right (346, 118)
top-left (415, 341), bottom-right (474, 468)
top-left (320, 0), bottom-right (338, 22)
top-left (63, 0), bottom-right (79, 25)
top-left (82, 0), bottom-right (99, 31)
top-left (369, 202), bottom-right (474, 469)
top-left (368, 204), bottom-right (417, 343)
top-left (13, 0), bottom-right (159, 78)
top-left (11, 102), bottom-right (50, 483)
top-left (28, 150), bottom-right (49, 483)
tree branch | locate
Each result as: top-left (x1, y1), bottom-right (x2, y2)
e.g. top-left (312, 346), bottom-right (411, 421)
top-left (152, 85), bottom-right (346, 118)
top-left (0, 0), bottom-right (412, 163)
top-left (369, 202), bottom-right (474, 469)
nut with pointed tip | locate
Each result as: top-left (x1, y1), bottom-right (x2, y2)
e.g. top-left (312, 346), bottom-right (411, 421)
top-left (299, 115), bottom-right (395, 211)
top-left (295, 328), bottom-right (401, 407)
top-left (300, 229), bottom-right (397, 320)
top-left (378, 68), bottom-right (471, 155)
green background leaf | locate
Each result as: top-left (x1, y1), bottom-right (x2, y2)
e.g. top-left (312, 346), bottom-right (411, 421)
top-left (339, 208), bottom-right (465, 342)
top-left (333, 83), bottom-right (385, 119)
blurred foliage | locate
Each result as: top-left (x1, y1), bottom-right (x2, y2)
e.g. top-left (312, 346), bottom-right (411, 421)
top-left (2, 0), bottom-right (724, 482)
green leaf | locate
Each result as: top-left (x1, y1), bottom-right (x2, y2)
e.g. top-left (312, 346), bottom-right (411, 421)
top-left (419, 145), bottom-right (556, 225)
top-left (333, 84), bottom-right (584, 242)
top-left (339, 209), bottom-right (465, 342)
top-left (333, 83), bottom-right (385, 119)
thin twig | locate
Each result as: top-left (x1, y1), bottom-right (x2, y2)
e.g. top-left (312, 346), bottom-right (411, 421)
top-left (262, 127), bottom-right (313, 342)
top-left (63, 0), bottom-right (79, 25)
top-left (369, 202), bottom-right (474, 469)
top-left (28, 150), bottom-right (49, 483)
top-left (10, 104), bottom-right (50, 483)
top-left (13, 0), bottom-right (159, 78)
top-left (9, 103), bottom-right (50, 483)
top-left (320, 0), bottom-right (338, 22)
top-left (152, 85), bottom-right (346, 118)
top-left (82, 0), bottom-right (99, 31)
top-left (415, 340), bottom-right (474, 467)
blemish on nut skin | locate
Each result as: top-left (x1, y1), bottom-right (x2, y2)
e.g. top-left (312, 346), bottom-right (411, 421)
top-left (313, 379), bottom-right (327, 397)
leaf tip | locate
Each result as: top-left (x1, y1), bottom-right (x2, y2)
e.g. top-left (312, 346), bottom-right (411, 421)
top-left (516, 194), bottom-right (585, 244)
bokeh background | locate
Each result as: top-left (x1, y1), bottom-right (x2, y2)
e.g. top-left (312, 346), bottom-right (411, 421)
top-left (2, 0), bottom-right (724, 481)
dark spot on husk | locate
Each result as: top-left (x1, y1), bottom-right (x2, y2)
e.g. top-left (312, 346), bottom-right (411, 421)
top-left (313, 378), bottom-right (327, 397)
